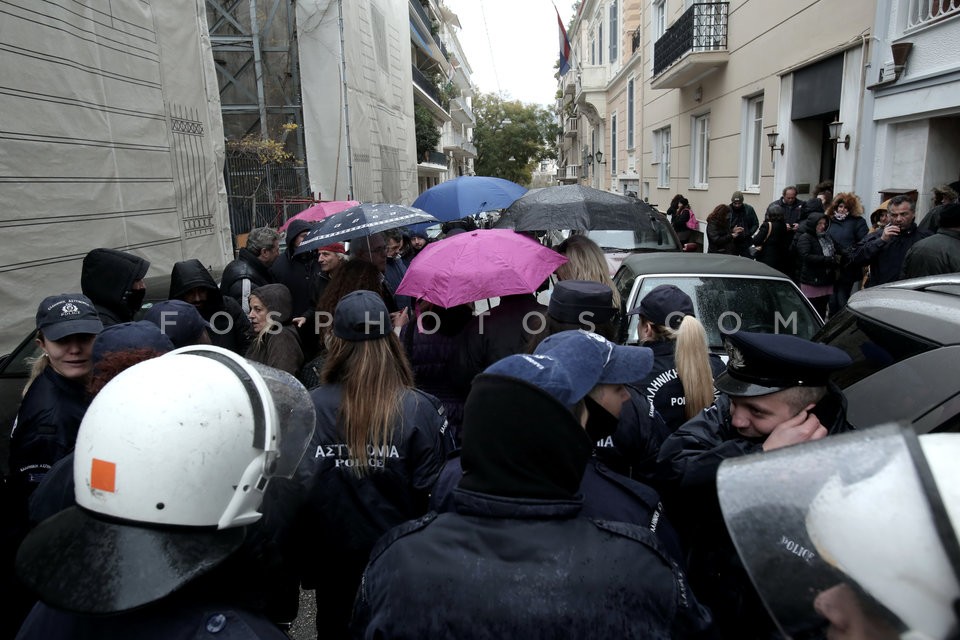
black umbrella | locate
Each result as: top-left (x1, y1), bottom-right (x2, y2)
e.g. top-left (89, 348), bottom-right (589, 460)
top-left (295, 202), bottom-right (437, 255)
top-left (496, 184), bottom-right (656, 231)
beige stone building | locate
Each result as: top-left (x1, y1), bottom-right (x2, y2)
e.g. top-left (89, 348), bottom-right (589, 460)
top-left (560, 0), bottom-right (876, 220)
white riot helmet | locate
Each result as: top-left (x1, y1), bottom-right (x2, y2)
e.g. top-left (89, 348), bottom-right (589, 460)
top-left (16, 345), bottom-right (315, 614)
top-left (718, 423), bottom-right (960, 640)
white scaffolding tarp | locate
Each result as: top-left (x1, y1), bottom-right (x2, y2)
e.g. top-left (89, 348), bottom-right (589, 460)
top-left (0, 0), bottom-right (231, 351)
top-left (296, 0), bottom-right (419, 205)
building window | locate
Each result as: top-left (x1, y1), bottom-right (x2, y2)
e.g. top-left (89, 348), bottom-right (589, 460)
top-left (597, 20), bottom-right (604, 65)
top-left (742, 95), bottom-right (763, 190)
top-left (653, 0), bottom-right (666, 40)
top-left (653, 126), bottom-right (671, 187)
top-left (609, 1), bottom-right (618, 64)
top-left (691, 114), bottom-right (710, 188)
top-left (627, 78), bottom-right (635, 148)
top-left (611, 113), bottom-right (618, 175)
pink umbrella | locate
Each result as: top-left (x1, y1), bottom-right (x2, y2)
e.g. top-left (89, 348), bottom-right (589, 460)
top-left (396, 229), bottom-right (567, 308)
top-left (279, 200), bottom-right (360, 231)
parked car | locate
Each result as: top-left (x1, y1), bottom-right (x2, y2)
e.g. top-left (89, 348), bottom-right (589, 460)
top-left (580, 210), bottom-right (683, 275)
top-left (814, 274), bottom-right (960, 434)
top-left (613, 253), bottom-right (823, 356)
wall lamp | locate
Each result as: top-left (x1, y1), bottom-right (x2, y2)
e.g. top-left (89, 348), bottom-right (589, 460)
top-left (593, 151), bottom-right (607, 165)
top-left (828, 119), bottom-right (850, 151)
top-left (767, 131), bottom-right (784, 161)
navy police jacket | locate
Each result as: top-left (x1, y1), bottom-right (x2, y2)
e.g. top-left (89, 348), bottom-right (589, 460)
top-left (298, 384), bottom-right (453, 587)
top-left (352, 488), bottom-right (714, 639)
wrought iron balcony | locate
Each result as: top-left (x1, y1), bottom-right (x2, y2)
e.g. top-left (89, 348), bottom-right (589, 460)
top-left (652, 2), bottom-right (728, 89)
top-left (420, 150), bottom-right (448, 166)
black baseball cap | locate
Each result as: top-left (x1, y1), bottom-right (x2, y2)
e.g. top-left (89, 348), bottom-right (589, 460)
top-left (333, 290), bottom-right (391, 341)
top-left (35, 294), bottom-right (104, 341)
top-left (549, 280), bottom-right (616, 324)
top-left (628, 284), bottom-right (695, 331)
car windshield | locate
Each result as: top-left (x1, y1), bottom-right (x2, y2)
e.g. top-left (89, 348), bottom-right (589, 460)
top-left (623, 276), bottom-right (821, 349)
top-left (587, 220), bottom-right (680, 252)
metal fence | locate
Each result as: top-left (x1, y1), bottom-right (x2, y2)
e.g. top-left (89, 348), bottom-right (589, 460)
top-left (653, 2), bottom-right (728, 77)
top-left (223, 154), bottom-right (311, 243)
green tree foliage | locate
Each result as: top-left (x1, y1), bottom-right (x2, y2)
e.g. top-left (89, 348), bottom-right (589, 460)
top-left (414, 103), bottom-right (441, 159)
top-left (473, 93), bottom-right (561, 186)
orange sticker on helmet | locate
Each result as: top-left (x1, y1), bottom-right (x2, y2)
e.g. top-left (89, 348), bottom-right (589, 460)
top-left (90, 458), bottom-right (116, 493)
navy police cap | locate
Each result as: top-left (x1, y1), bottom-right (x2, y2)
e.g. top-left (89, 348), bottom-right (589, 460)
top-left (715, 331), bottom-right (851, 397)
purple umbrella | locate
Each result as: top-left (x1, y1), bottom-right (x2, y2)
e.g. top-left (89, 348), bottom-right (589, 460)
top-left (396, 229), bottom-right (567, 308)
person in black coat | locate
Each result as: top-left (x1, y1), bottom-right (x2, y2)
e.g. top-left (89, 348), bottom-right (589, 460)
top-left (796, 212), bottom-right (840, 318)
top-left (169, 258), bottom-right (251, 354)
top-left (270, 220), bottom-right (319, 321)
top-left (750, 204), bottom-right (792, 275)
top-left (298, 291), bottom-right (453, 640)
top-left (80, 248), bottom-right (150, 326)
top-left (353, 330), bottom-right (714, 638)
top-left (849, 195), bottom-right (932, 288)
top-left (824, 193), bottom-right (869, 316)
top-left (220, 227), bottom-right (280, 312)
top-left (658, 331), bottom-right (852, 639)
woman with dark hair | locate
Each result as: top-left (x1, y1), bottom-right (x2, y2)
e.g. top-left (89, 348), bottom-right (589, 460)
top-left (300, 290), bottom-right (452, 640)
top-left (706, 204), bottom-right (738, 254)
top-left (667, 194), bottom-right (694, 245)
top-left (245, 283), bottom-right (303, 375)
top-left (750, 204), bottom-right (792, 275)
top-left (796, 213), bottom-right (840, 318)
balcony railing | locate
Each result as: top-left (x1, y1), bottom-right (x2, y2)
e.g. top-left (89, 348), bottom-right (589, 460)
top-left (564, 117), bottom-right (579, 137)
top-left (631, 25), bottom-right (641, 54)
top-left (556, 164), bottom-right (582, 180)
top-left (907, 0), bottom-right (960, 28)
top-left (653, 2), bottom-right (728, 77)
top-left (412, 65), bottom-right (442, 105)
top-left (421, 150), bottom-right (448, 166)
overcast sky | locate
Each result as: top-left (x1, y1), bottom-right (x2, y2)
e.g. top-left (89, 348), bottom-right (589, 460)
top-left (445, 0), bottom-right (576, 107)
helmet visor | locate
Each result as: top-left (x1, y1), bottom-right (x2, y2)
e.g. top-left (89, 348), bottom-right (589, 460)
top-left (246, 361), bottom-right (315, 478)
top-left (717, 423), bottom-right (960, 640)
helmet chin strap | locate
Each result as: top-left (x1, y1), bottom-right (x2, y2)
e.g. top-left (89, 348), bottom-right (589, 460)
top-left (903, 427), bottom-right (960, 598)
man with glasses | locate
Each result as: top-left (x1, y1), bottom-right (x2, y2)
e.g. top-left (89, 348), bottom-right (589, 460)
top-left (849, 195), bottom-right (932, 287)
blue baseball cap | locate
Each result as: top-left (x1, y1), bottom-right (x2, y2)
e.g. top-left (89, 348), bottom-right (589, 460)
top-left (484, 330), bottom-right (653, 408)
top-left (717, 331), bottom-right (852, 397)
top-left (92, 321), bottom-right (175, 365)
top-left (144, 300), bottom-right (211, 348)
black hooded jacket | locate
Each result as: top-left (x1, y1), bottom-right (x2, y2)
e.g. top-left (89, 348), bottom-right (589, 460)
top-left (795, 213), bottom-right (838, 287)
top-left (80, 249), bottom-right (150, 326)
top-left (352, 374), bottom-right (714, 639)
top-left (269, 220), bottom-right (319, 317)
top-left (169, 259), bottom-right (250, 354)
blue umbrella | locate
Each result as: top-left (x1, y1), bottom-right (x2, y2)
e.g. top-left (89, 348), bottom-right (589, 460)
top-left (412, 176), bottom-right (527, 222)
top-left (295, 202), bottom-right (437, 254)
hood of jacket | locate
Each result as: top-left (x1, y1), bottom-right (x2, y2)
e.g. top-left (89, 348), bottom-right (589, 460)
top-left (249, 283), bottom-right (293, 324)
top-left (284, 220), bottom-right (314, 256)
top-left (80, 248), bottom-right (150, 320)
top-left (169, 259), bottom-right (224, 316)
top-left (803, 212), bottom-right (829, 235)
top-left (458, 374), bottom-right (592, 501)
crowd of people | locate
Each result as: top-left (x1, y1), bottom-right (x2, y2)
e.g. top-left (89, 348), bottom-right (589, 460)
top-left (671, 181), bottom-right (960, 319)
top-left (1, 193), bottom-right (958, 640)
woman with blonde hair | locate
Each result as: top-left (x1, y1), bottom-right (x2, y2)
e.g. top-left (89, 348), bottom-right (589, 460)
top-left (555, 234), bottom-right (621, 308)
top-left (300, 290), bottom-right (452, 640)
top-left (627, 285), bottom-right (724, 431)
top-left (825, 192), bottom-right (868, 316)
top-left (245, 283), bottom-right (303, 375)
